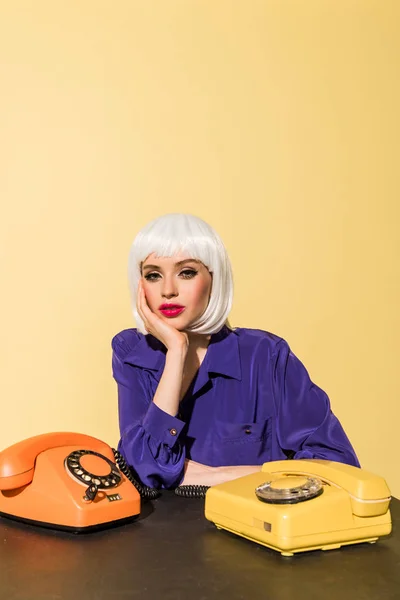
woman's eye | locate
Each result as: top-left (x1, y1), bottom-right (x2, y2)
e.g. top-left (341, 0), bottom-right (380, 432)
top-left (144, 272), bottom-right (161, 281)
top-left (144, 269), bottom-right (197, 281)
top-left (180, 269), bottom-right (197, 279)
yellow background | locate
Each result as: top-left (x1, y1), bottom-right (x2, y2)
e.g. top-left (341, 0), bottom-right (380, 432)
top-left (1, 2), bottom-right (399, 496)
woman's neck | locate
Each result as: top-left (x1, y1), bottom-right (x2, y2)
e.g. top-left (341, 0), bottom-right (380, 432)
top-left (183, 332), bottom-right (211, 381)
top-left (186, 332), bottom-right (211, 351)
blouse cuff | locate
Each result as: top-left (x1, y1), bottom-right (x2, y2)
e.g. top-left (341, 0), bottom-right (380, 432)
top-left (142, 402), bottom-right (185, 448)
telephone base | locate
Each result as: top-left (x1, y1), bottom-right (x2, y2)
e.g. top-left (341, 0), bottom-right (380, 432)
top-left (0, 445), bottom-right (141, 531)
top-left (212, 521), bottom-right (384, 556)
top-left (0, 510), bottom-right (139, 534)
top-left (205, 466), bottom-right (392, 556)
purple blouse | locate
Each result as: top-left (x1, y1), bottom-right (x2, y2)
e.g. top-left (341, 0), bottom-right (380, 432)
top-left (112, 326), bottom-right (360, 489)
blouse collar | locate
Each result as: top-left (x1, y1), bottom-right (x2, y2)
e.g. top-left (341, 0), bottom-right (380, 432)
top-left (123, 325), bottom-right (242, 382)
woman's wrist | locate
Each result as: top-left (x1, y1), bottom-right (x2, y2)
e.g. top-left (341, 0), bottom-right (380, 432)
top-left (181, 460), bottom-right (216, 486)
top-left (166, 342), bottom-right (188, 361)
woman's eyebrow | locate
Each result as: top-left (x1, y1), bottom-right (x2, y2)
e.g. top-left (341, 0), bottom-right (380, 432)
top-left (142, 259), bottom-right (201, 271)
top-left (175, 259), bottom-right (201, 267)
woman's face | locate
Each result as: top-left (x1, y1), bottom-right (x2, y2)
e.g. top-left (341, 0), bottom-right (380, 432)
top-left (140, 252), bottom-right (212, 330)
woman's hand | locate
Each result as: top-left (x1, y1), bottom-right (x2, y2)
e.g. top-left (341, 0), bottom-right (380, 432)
top-left (137, 279), bottom-right (189, 353)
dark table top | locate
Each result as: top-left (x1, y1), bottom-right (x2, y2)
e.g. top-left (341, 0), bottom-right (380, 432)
top-left (1, 493), bottom-right (399, 600)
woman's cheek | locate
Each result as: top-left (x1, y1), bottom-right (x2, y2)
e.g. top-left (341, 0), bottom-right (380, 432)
top-left (191, 279), bottom-right (211, 309)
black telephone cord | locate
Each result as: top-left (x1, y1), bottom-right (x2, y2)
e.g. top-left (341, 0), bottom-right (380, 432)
top-left (112, 449), bottom-right (209, 499)
top-left (112, 449), bottom-right (161, 500)
top-left (174, 485), bottom-right (210, 498)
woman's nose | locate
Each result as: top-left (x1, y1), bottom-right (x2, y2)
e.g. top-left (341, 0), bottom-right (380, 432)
top-left (161, 277), bottom-right (178, 298)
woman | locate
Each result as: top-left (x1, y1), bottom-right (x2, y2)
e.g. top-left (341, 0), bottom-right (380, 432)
top-left (112, 213), bottom-right (359, 489)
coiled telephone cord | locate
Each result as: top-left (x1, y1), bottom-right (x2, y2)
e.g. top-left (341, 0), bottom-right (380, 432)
top-left (174, 485), bottom-right (210, 499)
top-left (112, 449), bottom-right (209, 499)
top-left (112, 449), bottom-right (161, 500)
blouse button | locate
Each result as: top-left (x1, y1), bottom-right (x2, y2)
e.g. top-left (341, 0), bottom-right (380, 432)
top-left (169, 428), bottom-right (177, 436)
top-left (245, 428), bottom-right (252, 434)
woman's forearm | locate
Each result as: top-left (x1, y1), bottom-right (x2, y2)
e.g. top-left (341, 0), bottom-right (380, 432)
top-left (181, 460), bottom-right (262, 486)
top-left (152, 346), bottom-right (187, 417)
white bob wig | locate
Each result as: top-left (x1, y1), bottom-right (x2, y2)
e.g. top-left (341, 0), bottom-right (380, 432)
top-left (128, 213), bottom-right (233, 335)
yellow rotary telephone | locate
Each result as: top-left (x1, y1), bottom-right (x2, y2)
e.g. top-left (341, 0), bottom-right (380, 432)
top-left (205, 459), bottom-right (392, 556)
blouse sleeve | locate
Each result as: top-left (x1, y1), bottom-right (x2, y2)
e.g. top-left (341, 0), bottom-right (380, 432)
top-left (271, 340), bottom-right (360, 467)
top-left (112, 336), bottom-right (186, 489)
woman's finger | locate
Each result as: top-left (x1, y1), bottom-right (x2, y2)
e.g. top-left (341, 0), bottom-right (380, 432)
top-left (138, 282), bottom-right (154, 322)
top-left (137, 281), bottom-right (150, 330)
top-left (136, 281), bottom-right (144, 319)
top-left (137, 280), bottom-right (161, 336)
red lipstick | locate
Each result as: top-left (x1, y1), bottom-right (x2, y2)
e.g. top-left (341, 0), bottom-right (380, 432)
top-left (159, 303), bottom-right (185, 318)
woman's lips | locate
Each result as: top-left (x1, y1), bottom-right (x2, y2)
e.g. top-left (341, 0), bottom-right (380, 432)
top-left (159, 306), bottom-right (185, 318)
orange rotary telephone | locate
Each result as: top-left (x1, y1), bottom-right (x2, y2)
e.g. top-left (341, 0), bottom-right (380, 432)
top-left (0, 432), bottom-right (141, 532)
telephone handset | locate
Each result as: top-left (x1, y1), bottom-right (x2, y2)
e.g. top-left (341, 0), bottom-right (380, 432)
top-left (0, 432), bottom-right (146, 532)
top-left (205, 459), bottom-right (392, 556)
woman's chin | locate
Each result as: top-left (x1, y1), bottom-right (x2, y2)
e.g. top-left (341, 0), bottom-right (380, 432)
top-left (158, 311), bottom-right (201, 332)
top-left (159, 314), bottom-right (190, 329)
